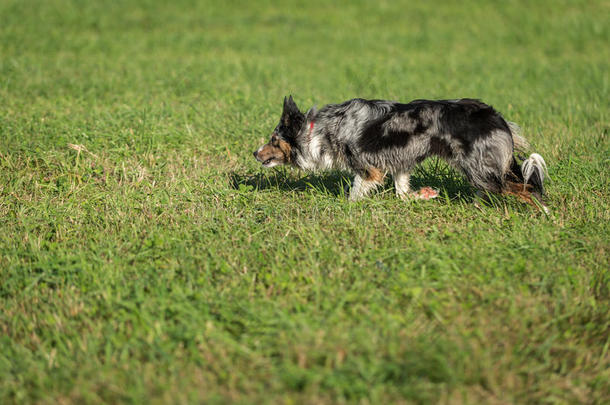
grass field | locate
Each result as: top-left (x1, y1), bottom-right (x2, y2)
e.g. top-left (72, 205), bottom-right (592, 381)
top-left (1, 0), bottom-right (609, 403)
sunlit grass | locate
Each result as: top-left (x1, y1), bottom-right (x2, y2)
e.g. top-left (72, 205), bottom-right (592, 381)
top-left (0, 0), bottom-right (608, 403)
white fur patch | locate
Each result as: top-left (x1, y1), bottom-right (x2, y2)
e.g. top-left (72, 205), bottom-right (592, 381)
top-left (394, 172), bottom-right (411, 198)
top-left (522, 153), bottom-right (548, 184)
top-left (349, 175), bottom-right (381, 201)
top-left (298, 127), bottom-right (335, 171)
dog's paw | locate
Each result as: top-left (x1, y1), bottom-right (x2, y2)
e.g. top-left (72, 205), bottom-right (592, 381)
top-left (413, 187), bottom-right (439, 200)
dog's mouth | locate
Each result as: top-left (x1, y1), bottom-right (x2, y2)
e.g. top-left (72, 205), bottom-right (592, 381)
top-left (254, 147), bottom-right (284, 168)
top-left (262, 157), bottom-right (279, 167)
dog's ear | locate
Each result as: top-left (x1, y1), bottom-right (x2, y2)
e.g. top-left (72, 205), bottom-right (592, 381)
top-left (283, 95), bottom-right (299, 115)
top-left (282, 95), bottom-right (302, 127)
top-left (305, 105), bottom-right (318, 122)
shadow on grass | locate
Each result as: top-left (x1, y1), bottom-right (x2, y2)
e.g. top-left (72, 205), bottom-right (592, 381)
top-left (231, 159), bottom-right (476, 202)
top-left (230, 169), bottom-right (350, 197)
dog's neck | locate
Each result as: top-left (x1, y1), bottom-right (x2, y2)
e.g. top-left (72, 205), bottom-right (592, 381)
top-left (294, 120), bottom-right (336, 171)
top-left (305, 120), bottom-right (315, 143)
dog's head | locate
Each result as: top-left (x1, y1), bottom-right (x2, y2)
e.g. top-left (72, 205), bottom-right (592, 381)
top-left (253, 95), bottom-right (306, 168)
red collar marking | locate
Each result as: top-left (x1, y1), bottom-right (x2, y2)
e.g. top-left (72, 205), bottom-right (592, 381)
top-left (309, 121), bottom-right (314, 131)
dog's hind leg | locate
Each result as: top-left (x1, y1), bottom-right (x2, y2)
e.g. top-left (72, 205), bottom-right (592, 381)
top-left (394, 172), bottom-right (411, 200)
top-left (458, 130), bottom-right (513, 195)
top-left (349, 168), bottom-right (384, 201)
top-left (395, 171), bottom-right (439, 200)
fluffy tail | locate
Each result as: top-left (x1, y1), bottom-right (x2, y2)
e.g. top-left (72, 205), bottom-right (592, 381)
top-left (521, 153), bottom-right (548, 195)
top-left (507, 121), bottom-right (548, 195)
top-left (506, 122), bottom-right (549, 211)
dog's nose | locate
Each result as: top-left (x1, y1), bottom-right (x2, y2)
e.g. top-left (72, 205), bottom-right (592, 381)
top-left (253, 151), bottom-right (258, 158)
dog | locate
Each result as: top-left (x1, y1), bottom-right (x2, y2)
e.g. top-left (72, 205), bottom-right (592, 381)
top-left (254, 96), bottom-right (548, 209)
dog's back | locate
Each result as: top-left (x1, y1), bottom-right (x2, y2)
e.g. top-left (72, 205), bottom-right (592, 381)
top-left (313, 99), bottom-right (511, 189)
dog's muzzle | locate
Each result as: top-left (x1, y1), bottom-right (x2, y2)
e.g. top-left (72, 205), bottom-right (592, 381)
top-left (253, 148), bottom-right (278, 167)
top-left (253, 149), bottom-right (267, 164)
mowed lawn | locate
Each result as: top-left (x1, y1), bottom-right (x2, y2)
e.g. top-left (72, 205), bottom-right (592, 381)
top-left (1, 0), bottom-right (608, 403)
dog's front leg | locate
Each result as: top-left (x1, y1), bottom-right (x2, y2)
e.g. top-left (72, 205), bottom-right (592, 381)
top-left (349, 175), bottom-right (376, 201)
top-left (348, 169), bottom-right (384, 201)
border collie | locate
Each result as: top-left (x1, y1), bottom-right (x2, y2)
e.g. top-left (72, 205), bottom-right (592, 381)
top-left (254, 96), bottom-right (548, 209)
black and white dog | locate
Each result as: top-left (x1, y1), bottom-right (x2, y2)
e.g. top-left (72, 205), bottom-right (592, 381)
top-left (254, 96), bottom-right (548, 208)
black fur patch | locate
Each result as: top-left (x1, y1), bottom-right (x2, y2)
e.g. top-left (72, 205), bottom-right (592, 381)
top-left (358, 104), bottom-right (429, 153)
top-left (344, 144), bottom-right (365, 174)
top-left (429, 137), bottom-right (453, 159)
top-left (438, 99), bottom-right (510, 154)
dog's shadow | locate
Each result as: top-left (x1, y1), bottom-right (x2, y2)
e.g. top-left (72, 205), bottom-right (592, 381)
top-left (230, 161), bottom-right (476, 201)
top-left (230, 169), bottom-right (350, 196)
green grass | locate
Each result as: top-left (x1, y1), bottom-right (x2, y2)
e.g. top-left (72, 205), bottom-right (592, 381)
top-left (1, 0), bottom-right (609, 403)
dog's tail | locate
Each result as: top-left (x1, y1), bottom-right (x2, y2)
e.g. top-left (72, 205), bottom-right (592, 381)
top-left (521, 153), bottom-right (548, 195)
top-left (507, 121), bottom-right (548, 194)
top-left (506, 122), bottom-right (549, 211)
